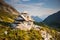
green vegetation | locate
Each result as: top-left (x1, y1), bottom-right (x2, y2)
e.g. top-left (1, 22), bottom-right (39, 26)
top-left (0, 6), bottom-right (60, 40)
top-left (0, 0), bottom-right (60, 40)
top-left (0, 12), bottom-right (60, 40)
top-left (0, 9), bottom-right (17, 27)
top-left (0, 25), bottom-right (60, 40)
top-left (34, 21), bottom-right (60, 40)
top-left (34, 21), bottom-right (60, 31)
top-left (34, 22), bottom-right (45, 26)
top-left (0, 21), bottom-right (11, 27)
top-left (0, 26), bottom-right (42, 40)
top-left (0, 21), bottom-right (60, 40)
top-left (0, 9), bottom-right (16, 23)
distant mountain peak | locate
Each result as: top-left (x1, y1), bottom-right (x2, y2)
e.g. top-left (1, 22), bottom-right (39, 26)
top-left (31, 16), bottom-right (42, 22)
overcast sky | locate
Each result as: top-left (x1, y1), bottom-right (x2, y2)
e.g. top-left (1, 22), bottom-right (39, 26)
top-left (5, 0), bottom-right (60, 20)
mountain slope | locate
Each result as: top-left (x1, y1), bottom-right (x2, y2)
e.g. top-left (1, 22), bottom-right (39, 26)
top-left (0, 0), bottom-right (19, 15)
top-left (43, 11), bottom-right (60, 28)
top-left (31, 16), bottom-right (42, 22)
top-left (0, 0), bottom-right (19, 26)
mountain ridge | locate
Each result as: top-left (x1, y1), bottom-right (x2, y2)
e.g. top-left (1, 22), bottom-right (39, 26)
top-left (43, 11), bottom-right (60, 28)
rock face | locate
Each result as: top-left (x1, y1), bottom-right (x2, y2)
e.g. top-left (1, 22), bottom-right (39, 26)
top-left (33, 26), bottom-right (54, 40)
top-left (43, 11), bottom-right (60, 28)
top-left (12, 12), bottom-right (34, 30)
top-left (40, 30), bottom-right (52, 40)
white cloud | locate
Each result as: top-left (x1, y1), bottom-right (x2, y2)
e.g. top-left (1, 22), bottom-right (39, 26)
top-left (5, 0), bottom-right (60, 20)
top-left (13, 3), bottom-right (59, 20)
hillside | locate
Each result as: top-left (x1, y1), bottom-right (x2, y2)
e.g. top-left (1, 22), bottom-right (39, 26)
top-left (0, 0), bottom-right (60, 40)
top-left (43, 11), bottom-right (60, 29)
top-left (0, 0), bottom-right (19, 15)
top-left (0, 25), bottom-right (60, 40)
top-left (0, 0), bottom-right (19, 26)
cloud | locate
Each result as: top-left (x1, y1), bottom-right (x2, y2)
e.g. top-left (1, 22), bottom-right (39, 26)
top-left (14, 3), bottom-right (59, 20)
top-left (10, 0), bottom-right (20, 3)
top-left (22, 0), bottom-right (30, 1)
top-left (5, 0), bottom-right (60, 20)
top-left (5, 0), bottom-right (21, 5)
top-left (5, 0), bottom-right (30, 4)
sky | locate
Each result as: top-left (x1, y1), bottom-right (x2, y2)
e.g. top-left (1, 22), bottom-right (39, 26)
top-left (5, 0), bottom-right (60, 20)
